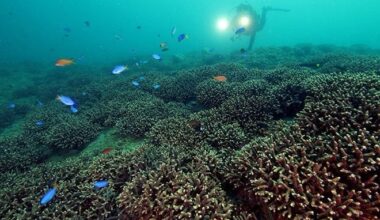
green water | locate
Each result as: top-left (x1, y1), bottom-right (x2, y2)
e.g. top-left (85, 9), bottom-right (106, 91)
top-left (0, 1), bottom-right (379, 219)
top-left (1, 0), bottom-right (380, 63)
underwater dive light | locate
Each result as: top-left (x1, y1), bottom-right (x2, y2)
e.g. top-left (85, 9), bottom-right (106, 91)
top-left (216, 17), bottom-right (230, 31)
top-left (238, 15), bottom-right (251, 27)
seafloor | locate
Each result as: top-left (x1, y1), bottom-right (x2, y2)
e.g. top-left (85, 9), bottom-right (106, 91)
top-left (0, 44), bottom-right (379, 219)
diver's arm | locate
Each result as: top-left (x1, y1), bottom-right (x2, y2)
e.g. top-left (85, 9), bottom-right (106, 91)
top-left (258, 7), bottom-right (290, 31)
top-left (247, 32), bottom-right (256, 51)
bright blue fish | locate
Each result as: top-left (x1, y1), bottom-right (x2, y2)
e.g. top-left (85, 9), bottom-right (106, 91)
top-left (153, 83), bottom-right (161, 89)
top-left (178, 33), bottom-right (188, 42)
top-left (152, 54), bottom-right (161, 60)
top-left (94, 180), bottom-right (108, 189)
top-left (235, 27), bottom-right (246, 35)
top-left (70, 105), bottom-right (78, 113)
top-left (36, 120), bottom-right (44, 127)
top-left (56, 95), bottom-right (75, 106)
top-left (40, 188), bottom-right (57, 206)
top-left (112, 65), bottom-right (128, 75)
top-left (132, 80), bottom-right (140, 87)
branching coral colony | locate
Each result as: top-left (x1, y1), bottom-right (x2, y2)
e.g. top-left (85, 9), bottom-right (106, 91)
top-left (0, 46), bottom-right (379, 219)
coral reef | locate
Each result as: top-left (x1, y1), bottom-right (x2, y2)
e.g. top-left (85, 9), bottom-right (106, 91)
top-left (223, 73), bottom-right (380, 219)
top-left (115, 97), bottom-right (190, 137)
top-left (44, 113), bottom-right (100, 151)
top-left (1, 45), bottom-right (380, 219)
top-left (202, 122), bottom-right (248, 150)
top-left (0, 134), bottom-right (50, 172)
top-left (196, 79), bottom-right (233, 108)
top-left (301, 53), bottom-right (380, 74)
top-left (263, 68), bottom-right (313, 117)
top-left (148, 116), bottom-right (204, 147)
top-left (118, 146), bottom-right (234, 219)
top-left (219, 92), bottom-right (278, 135)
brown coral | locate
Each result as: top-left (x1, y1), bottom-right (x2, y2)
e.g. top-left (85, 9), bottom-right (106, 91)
top-left (118, 158), bottom-right (233, 219)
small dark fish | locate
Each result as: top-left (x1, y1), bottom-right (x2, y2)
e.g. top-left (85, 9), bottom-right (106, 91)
top-left (84, 21), bottom-right (91, 27)
top-left (64, 27), bottom-right (71, 33)
top-left (188, 119), bottom-right (203, 132)
top-left (240, 48), bottom-right (246, 54)
top-left (136, 25), bottom-right (141, 30)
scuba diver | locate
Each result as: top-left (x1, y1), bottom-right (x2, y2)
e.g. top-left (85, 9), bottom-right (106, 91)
top-left (232, 4), bottom-right (290, 51)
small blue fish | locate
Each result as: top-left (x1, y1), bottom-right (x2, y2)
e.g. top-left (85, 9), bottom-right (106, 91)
top-left (63, 27), bottom-right (71, 33)
top-left (36, 120), bottom-right (44, 127)
top-left (36, 100), bottom-right (44, 107)
top-left (7, 102), bottom-right (16, 109)
top-left (235, 27), bottom-right (246, 35)
top-left (57, 95), bottom-right (75, 106)
top-left (112, 65), bottom-right (128, 75)
top-left (153, 83), bottom-right (161, 89)
top-left (178, 33), bottom-right (188, 42)
top-left (138, 76), bottom-right (145, 81)
top-left (40, 188), bottom-right (57, 206)
top-left (152, 54), bottom-right (161, 60)
top-left (94, 180), bottom-right (108, 189)
top-left (132, 80), bottom-right (140, 87)
top-left (70, 105), bottom-right (78, 113)
top-left (171, 26), bottom-right (177, 37)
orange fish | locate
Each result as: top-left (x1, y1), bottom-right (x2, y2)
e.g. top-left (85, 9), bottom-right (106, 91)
top-left (101, 147), bottom-right (113, 154)
top-left (55, 59), bottom-right (74, 67)
top-left (213, 75), bottom-right (227, 82)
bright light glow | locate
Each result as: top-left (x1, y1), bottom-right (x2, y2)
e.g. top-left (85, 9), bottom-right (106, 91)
top-left (216, 17), bottom-right (229, 31)
top-left (239, 16), bottom-right (251, 27)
